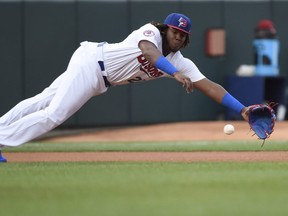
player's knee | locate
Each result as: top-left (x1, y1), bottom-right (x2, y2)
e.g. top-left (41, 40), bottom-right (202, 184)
top-left (45, 109), bottom-right (68, 125)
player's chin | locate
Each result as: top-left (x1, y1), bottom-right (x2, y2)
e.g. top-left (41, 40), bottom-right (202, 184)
top-left (170, 46), bottom-right (182, 52)
top-left (170, 44), bottom-right (183, 52)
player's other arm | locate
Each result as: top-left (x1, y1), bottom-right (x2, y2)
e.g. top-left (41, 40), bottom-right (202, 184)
top-left (194, 78), bottom-right (248, 121)
top-left (138, 40), bottom-right (193, 93)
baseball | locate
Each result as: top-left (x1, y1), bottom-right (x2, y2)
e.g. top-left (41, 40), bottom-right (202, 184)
top-left (224, 124), bottom-right (235, 135)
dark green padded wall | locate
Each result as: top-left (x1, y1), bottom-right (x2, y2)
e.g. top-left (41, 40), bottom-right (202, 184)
top-left (0, 1), bottom-right (287, 126)
top-left (24, 2), bottom-right (76, 96)
top-left (0, 2), bottom-right (23, 114)
top-left (181, 1), bottom-right (225, 120)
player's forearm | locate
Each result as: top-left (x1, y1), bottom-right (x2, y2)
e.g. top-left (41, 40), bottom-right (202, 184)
top-left (194, 78), bottom-right (226, 103)
top-left (208, 84), bottom-right (246, 114)
top-left (195, 78), bottom-right (245, 114)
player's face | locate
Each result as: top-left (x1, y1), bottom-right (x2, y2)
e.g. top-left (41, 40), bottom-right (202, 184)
top-left (166, 27), bottom-right (187, 52)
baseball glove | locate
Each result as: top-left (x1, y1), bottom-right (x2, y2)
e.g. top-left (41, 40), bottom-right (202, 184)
top-left (248, 104), bottom-right (276, 146)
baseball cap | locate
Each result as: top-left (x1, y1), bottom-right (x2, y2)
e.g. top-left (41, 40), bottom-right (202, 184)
top-left (164, 13), bottom-right (191, 34)
top-left (257, 19), bottom-right (276, 33)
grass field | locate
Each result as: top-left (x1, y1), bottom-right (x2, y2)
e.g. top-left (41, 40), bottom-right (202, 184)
top-left (1, 140), bottom-right (288, 216)
top-left (3, 140), bottom-right (288, 152)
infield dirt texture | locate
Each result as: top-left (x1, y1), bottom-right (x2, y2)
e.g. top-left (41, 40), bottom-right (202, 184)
top-left (5, 121), bottom-right (288, 162)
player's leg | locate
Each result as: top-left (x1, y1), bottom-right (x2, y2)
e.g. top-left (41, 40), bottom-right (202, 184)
top-left (0, 44), bottom-right (107, 146)
top-left (0, 72), bottom-right (66, 127)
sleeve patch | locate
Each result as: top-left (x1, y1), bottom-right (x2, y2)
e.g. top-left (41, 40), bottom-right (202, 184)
top-left (143, 30), bottom-right (155, 37)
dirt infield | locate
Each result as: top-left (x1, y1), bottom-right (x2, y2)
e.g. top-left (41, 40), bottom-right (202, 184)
top-left (40, 121), bottom-right (288, 142)
top-left (4, 121), bottom-right (288, 162)
top-left (5, 151), bottom-right (288, 162)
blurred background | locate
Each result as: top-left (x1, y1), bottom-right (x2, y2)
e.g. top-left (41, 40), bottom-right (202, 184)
top-left (0, 0), bottom-right (288, 128)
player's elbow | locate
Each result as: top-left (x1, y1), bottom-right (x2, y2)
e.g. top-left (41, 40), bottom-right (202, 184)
top-left (139, 40), bottom-right (161, 64)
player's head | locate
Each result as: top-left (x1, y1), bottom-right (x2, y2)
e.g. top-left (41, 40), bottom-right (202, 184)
top-left (151, 13), bottom-right (191, 49)
top-left (163, 13), bottom-right (192, 35)
top-left (164, 13), bottom-right (191, 50)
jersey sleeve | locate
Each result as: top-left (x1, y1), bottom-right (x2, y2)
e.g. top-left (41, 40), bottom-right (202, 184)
top-left (135, 24), bottom-right (162, 49)
top-left (174, 56), bottom-right (205, 82)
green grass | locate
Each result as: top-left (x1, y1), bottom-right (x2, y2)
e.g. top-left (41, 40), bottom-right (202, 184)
top-left (3, 140), bottom-right (288, 152)
top-left (1, 162), bottom-right (288, 216)
top-left (1, 140), bottom-right (288, 216)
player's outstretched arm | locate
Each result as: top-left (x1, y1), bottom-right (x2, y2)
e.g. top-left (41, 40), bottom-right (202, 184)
top-left (193, 78), bottom-right (227, 103)
top-left (194, 78), bottom-right (247, 120)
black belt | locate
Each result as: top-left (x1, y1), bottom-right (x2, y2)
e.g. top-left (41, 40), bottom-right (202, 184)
top-left (98, 60), bottom-right (111, 88)
top-left (103, 76), bottom-right (111, 88)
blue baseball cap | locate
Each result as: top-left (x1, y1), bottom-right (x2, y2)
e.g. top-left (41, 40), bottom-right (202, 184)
top-left (164, 13), bottom-right (191, 34)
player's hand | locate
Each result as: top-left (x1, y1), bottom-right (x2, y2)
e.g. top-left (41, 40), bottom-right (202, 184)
top-left (173, 72), bottom-right (193, 93)
top-left (241, 107), bottom-right (249, 121)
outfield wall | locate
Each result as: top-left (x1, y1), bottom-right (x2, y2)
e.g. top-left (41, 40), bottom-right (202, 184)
top-left (0, 0), bottom-right (287, 126)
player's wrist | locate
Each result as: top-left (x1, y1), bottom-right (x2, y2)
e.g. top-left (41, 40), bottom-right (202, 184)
top-left (154, 56), bottom-right (178, 76)
top-left (172, 71), bottom-right (180, 77)
top-left (221, 93), bottom-right (245, 114)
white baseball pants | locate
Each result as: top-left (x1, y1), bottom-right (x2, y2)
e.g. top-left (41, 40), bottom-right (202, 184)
top-left (0, 42), bottom-right (108, 146)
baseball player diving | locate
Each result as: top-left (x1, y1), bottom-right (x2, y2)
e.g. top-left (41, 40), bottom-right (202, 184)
top-left (1, 13), bottom-right (272, 162)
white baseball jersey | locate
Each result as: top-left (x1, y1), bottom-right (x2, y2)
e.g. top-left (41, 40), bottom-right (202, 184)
top-left (103, 23), bottom-right (205, 85)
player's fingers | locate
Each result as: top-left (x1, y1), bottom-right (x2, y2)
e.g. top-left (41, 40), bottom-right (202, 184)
top-left (175, 74), bottom-right (186, 87)
top-left (180, 78), bottom-right (192, 93)
top-left (174, 73), bottom-right (193, 93)
top-left (184, 78), bottom-right (193, 93)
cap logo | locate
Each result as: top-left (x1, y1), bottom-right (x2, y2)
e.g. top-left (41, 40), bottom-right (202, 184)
top-left (178, 17), bottom-right (187, 28)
